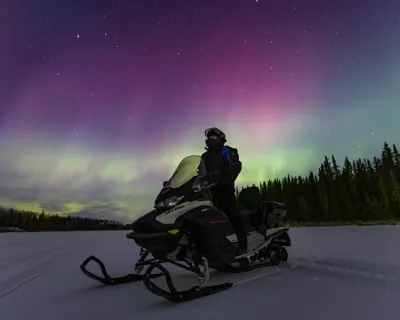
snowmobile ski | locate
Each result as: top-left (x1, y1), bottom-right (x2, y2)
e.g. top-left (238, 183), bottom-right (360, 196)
top-left (142, 257), bottom-right (233, 302)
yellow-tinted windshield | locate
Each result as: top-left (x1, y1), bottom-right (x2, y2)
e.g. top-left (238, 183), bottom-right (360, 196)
top-left (166, 155), bottom-right (202, 189)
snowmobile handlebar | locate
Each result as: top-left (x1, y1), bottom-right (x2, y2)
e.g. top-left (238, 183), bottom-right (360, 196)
top-left (193, 178), bottom-right (217, 192)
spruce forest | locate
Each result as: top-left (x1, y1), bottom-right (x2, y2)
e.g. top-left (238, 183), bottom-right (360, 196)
top-left (1, 141), bottom-right (400, 232)
top-left (236, 141), bottom-right (400, 225)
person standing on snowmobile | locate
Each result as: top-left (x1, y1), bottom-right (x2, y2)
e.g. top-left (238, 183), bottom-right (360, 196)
top-left (200, 127), bottom-right (248, 256)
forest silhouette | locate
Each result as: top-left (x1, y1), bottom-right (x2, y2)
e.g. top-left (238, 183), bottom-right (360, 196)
top-left (1, 141), bottom-right (400, 231)
top-left (0, 208), bottom-right (129, 231)
top-left (236, 141), bottom-right (400, 226)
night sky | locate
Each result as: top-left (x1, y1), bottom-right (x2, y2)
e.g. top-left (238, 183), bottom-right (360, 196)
top-left (1, 0), bottom-right (399, 222)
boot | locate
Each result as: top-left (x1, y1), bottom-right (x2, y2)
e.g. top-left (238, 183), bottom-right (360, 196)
top-left (236, 247), bottom-right (247, 256)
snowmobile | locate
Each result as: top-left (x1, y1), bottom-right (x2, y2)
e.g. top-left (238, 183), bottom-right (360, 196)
top-left (80, 155), bottom-right (291, 302)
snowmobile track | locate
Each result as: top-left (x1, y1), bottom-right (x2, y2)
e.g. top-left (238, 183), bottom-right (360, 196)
top-left (232, 263), bottom-right (298, 286)
top-left (0, 257), bottom-right (62, 300)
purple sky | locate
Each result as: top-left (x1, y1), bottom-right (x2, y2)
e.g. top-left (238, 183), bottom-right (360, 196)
top-left (0, 0), bottom-right (399, 222)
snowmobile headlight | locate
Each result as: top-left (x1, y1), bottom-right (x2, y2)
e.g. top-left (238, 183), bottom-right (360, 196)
top-left (157, 196), bottom-right (184, 209)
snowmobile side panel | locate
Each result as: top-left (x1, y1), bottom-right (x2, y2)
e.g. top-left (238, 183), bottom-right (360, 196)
top-left (182, 206), bottom-right (237, 265)
top-left (155, 200), bottom-right (214, 224)
top-left (182, 206), bottom-right (236, 235)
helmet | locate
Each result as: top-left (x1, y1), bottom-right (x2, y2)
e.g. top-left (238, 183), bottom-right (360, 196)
top-left (204, 127), bottom-right (226, 149)
top-left (205, 127), bottom-right (226, 141)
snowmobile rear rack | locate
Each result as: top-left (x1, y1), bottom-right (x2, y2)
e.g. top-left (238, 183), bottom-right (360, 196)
top-left (80, 254), bottom-right (162, 286)
top-left (142, 259), bottom-right (233, 302)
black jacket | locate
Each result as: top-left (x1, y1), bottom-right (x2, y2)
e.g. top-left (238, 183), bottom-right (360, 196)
top-left (201, 145), bottom-right (242, 189)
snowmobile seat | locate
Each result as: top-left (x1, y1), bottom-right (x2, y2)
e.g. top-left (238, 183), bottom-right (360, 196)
top-left (238, 186), bottom-right (261, 210)
top-left (237, 186), bottom-right (264, 231)
top-left (237, 187), bottom-right (287, 231)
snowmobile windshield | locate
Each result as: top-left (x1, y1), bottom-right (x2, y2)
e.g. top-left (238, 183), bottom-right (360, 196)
top-left (166, 155), bottom-right (206, 189)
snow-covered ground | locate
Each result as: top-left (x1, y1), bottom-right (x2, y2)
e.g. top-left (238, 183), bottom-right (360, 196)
top-left (1, 226), bottom-right (400, 319)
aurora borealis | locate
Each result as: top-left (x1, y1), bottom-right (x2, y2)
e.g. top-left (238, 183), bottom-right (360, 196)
top-left (1, 0), bottom-right (399, 222)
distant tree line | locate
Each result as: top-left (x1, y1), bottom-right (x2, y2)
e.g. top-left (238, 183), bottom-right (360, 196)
top-left (0, 207), bottom-right (130, 231)
top-left (236, 141), bottom-right (400, 224)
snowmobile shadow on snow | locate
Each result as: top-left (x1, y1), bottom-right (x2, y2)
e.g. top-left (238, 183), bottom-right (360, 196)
top-left (80, 155), bottom-right (292, 302)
